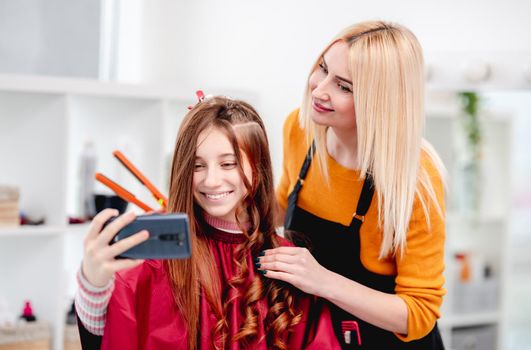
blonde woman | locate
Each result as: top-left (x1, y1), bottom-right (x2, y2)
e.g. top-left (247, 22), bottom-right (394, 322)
top-left (256, 21), bottom-right (446, 349)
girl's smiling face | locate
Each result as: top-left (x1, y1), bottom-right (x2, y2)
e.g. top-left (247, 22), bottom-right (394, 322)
top-left (193, 126), bottom-right (252, 223)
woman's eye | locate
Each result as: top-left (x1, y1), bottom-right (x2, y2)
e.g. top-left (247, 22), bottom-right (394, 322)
top-left (194, 164), bottom-right (205, 171)
top-left (318, 62), bottom-right (328, 74)
top-left (338, 84), bottom-right (352, 93)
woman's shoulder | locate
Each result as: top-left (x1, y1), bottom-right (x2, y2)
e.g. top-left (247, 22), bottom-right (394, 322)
top-left (282, 108), bottom-right (313, 159)
top-left (282, 108), bottom-right (304, 140)
top-left (420, 142), bottom-right (445, 181)
top-left (283, 108), bottom-right (300, 126)
top-left (414, 147), bottom-right (446, 218)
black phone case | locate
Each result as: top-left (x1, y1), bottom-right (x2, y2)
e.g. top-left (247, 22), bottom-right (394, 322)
top-left (108, 213), bottom-right (191, 259)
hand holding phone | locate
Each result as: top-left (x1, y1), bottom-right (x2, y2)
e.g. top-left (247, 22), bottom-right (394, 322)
top-left (82, 210), bottom-right (191, 288)
top-left (82, 210), bottom-right (149, 288)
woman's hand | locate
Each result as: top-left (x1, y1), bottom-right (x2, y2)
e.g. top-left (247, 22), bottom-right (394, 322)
top-left (81, 209), bottom-right (149, 288)
top-left (256, 246), bottom-right (332, 297)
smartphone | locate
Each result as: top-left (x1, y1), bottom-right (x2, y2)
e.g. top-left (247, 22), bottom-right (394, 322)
top-left (107, 213), bottom-right (191, 260)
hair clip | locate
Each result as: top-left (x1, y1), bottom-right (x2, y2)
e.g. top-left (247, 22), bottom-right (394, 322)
top-left (187, 90), bottom-right (206, 110)
top-left (196, 90), bottom-right (205, 102)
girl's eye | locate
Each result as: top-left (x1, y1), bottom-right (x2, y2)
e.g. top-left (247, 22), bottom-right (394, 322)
top-left (318, 62), bottom-right (328, 74)
top-left (221, 162), bottom-right (237, 169)
top-left (194, 163), bottom-right (205, 171)
top-left (338, 84), bottom-right (352, 93)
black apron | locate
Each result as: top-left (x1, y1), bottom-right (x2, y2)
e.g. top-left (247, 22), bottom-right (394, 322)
top-left (285, 142), bottom-right (444, 349)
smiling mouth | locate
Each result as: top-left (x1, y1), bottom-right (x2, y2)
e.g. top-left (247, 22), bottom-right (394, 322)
top-left (202, 191), bottom-right (233, 200)
top-left (312, 101), bottom-right (334, 112)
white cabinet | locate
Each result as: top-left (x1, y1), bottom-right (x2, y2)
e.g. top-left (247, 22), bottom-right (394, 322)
top-left (425, 111), bottom-right (511, 350)
top-left (0, 227), bottom-right (64, 350)
top-left (0, 74), bottom-right (191, 350)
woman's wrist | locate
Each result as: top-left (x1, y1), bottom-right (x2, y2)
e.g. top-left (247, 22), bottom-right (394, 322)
top-left (315, 268), bottom-right (340, 300)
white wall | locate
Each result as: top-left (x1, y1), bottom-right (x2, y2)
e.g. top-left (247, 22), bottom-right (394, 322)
top-left (133, 0), bottom-right (531, 175)
top-left (0, 0), bottom-right (101, 77)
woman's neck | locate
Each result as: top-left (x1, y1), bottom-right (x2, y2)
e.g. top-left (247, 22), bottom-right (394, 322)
top-left (326, 127), bottom-right (359, 170)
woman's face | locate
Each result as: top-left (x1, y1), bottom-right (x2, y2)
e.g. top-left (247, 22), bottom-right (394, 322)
top-left (308, 40), bottom-right (356, 131)
top-left (193, 127), bottom-right (252, 223)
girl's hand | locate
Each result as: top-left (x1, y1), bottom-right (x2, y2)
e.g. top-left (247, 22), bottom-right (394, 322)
top-left (256, 246), bottom-right (332, 297)
top-left (81, 209), bottom-right (150, 287)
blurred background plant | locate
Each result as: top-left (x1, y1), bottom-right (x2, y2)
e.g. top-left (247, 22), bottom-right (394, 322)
top-left (458, 91), bottom-right (483, 214)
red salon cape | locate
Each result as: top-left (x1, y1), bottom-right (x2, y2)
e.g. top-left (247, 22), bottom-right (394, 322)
top-left (101, 225), bottom-right (340, 350)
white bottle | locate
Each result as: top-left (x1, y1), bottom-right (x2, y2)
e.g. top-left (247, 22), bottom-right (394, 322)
top-left (79, 141), bottom-right (97, 219)
top-left (0, 293), bottom-right (16, 328)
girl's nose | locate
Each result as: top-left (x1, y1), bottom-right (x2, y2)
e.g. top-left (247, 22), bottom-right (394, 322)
top-left (204, 167), bottom-right (222, 187)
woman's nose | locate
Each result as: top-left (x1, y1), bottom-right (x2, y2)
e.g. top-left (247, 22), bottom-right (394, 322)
top-left (311, 76), bottom-right (330, 101)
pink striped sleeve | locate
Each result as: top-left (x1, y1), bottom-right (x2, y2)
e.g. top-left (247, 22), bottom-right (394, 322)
top-left (74, 268), bottom-right (114, 336)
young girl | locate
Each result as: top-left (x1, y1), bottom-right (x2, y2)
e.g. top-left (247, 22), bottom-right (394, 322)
top-left (76, 96), bottom-right (339, 349)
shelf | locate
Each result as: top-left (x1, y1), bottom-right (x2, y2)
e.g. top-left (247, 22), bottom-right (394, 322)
top-left (0, 73), bottom-right (190, 101)
top-left (440, 311), bottom-right (500, 328)
top-left (67, 223), bottom-right (91, 234)
top-left (0, 224), bottom-right (91, 237)
top-left (0, 225), bottom-right (65, 237)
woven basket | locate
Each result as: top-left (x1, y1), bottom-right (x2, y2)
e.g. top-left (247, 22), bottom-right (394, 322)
top-left (0, 187), bottom-right (19, 228)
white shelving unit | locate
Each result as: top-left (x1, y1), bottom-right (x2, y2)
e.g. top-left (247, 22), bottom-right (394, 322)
top-left (425, 109), bottom-right (511, 350)
top-left (0, 74), bottom-right (194, 350)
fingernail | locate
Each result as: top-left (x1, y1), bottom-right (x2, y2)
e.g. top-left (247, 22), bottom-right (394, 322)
top-left (253, 257), bottom-right (260, 263)
top-left (258, 251), bottom-right (265, 257)
top-left (259, 270), bottom-right (267, 275)
top-left (255, 263), bottom-right (261, 268)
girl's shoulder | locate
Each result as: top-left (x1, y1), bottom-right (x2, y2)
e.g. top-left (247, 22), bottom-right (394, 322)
top-left (275, 234), bottom-right (296, 248)
top-left (115, 260), bottom-right (165, 288)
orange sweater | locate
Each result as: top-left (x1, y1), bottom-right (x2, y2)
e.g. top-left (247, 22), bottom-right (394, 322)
top-left (276, 109), bottom-right (446, 342)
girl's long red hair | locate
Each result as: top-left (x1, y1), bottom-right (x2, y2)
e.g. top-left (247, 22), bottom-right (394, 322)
top-left (165, 97), bottom-right (301, 349)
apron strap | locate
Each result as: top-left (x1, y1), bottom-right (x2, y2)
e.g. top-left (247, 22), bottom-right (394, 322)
top-left (293, 140), bottom-right (315, 195)
top-left (350, 175), bottom-right (375, 228)
top-left (284, 141), bottom-right (315, 229)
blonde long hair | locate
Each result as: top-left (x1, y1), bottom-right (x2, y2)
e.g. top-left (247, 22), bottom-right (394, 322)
top-left (300, 21), bottom-right (445, 258)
